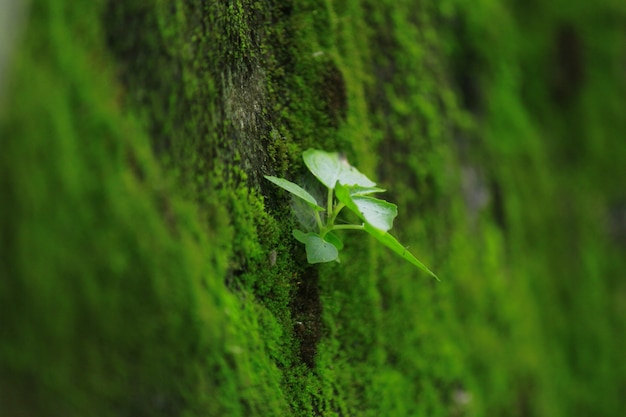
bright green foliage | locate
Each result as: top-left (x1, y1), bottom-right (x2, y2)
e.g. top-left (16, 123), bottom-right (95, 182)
top-left (265, 149), bottom-right (438, 279)
top-left (302, 148), bottom-right (376, 189)
top-left (264, 175), bottom-right (324, 211)
top-left (3, 0), bottom-right (625, 416)
top-left (335, 183), bottom-right (397, 231)
top-left (292, 229), bottom-right (339, 263)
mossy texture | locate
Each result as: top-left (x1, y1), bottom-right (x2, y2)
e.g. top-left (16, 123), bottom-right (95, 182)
top-left (1, 0), bottom-right (625, 416)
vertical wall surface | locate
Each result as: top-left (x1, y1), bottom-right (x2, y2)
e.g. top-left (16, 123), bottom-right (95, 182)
top-left (1, 0), bottom-right (625, 416)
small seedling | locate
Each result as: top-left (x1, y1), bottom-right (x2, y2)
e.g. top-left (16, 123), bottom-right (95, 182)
top-left (265, 149), bottom-right (438, 280)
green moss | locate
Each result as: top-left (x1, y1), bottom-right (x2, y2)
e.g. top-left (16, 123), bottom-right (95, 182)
top-left (2, 0), bottom-right (625, 416)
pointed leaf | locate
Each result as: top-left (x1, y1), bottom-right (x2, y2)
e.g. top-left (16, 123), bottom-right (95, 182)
top-left (303, 149), bottom-right (376, 189)
top-left (336, 183), bottom-right (397, 232)
top-left (302, 149), bottom-right (343, 189)
top-left (265, 175), bottom-right (324, 211)
top-left (364, 223), bottom-right (439, 280)
top-left (337, 163), bottom-right (376, 188)
top-left (348, 185), bottom-right (386, 196)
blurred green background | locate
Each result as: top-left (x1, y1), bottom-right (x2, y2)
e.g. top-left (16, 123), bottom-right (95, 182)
top-left (1, 0), bottom-right (625, 416)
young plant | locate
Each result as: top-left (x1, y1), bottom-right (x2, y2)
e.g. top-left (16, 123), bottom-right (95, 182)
top-left (265, 149), bottom-right (438, 280)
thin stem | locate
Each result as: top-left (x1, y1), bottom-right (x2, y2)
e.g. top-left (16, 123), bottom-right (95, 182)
top-left (332, 224), bottom-right (365, 231)
top-left (314, 210), bottom-right (324, 231)
top-left (326, 202), bottom-right (346, 228)
top-left (327, 187), bottom-right (334, 218)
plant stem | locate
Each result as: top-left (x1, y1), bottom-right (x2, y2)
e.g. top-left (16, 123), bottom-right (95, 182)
top-left (314, 211), bottom-right (324, 231)
top-left (332, 224), bottom-right (365, 231)
top-left (327, 187), bottom-right (334, 218)
top-left (326, 202), bottom-right (345, 228)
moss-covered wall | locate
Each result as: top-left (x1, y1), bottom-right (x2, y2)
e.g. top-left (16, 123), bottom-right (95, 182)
top-left (1, 0), bottom-right (625, 416)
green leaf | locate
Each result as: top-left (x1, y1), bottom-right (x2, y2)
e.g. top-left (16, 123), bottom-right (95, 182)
top-left (305, 235), bottom-right (339, 263)
top-left (324, 232), bottom-right (344, 250)
top-left (302, 149), bottom-right (343, 189)
top-left (348, 185), bottom-right (386, 196)
top-left (292, 229), bottom-right (309, 244)
top-left (352, 197), bottom-right (397, 231)
top-left (264, 175), bottom-right (324, 211)
top-left (292, 230), bottom-right (339, 264)
top-left (303, 149), bottom-right (376, 189)
top-left (363, 223), bottom-right (439, 280)
top-left (336, 163), bottom-right (376, 188)
top-left (336, 183), bottom-right (397, 232)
